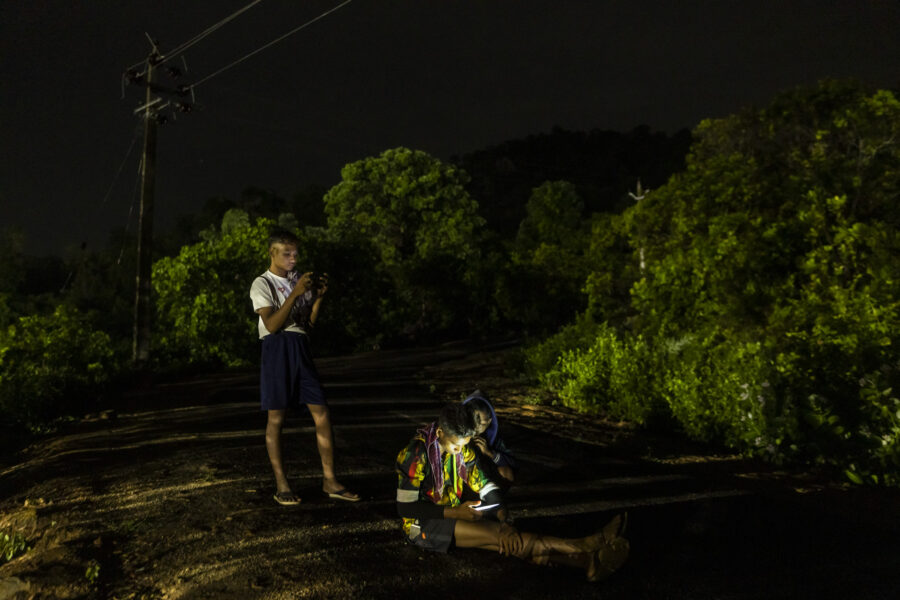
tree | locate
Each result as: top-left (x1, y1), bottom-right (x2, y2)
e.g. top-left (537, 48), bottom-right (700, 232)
top-left (0, 227), bottom-right (26, 327)
top-left (0, 304), bottom-right (116, 431)
top-left (497, 181), bottom-right (590, 331)
top-left (152, 213), bottom-right (273, 366)
top-left (151, 210), bottom-right (388, 364)
top-left (323, 147), bottom-right (486, 339)
top-left (555, 80), bottom-right (900, 482)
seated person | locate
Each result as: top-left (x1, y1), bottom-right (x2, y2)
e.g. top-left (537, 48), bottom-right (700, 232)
top-left (394, 404), bottom-right (629, 581)
top-left (464, 390), bottom-right (516, 486)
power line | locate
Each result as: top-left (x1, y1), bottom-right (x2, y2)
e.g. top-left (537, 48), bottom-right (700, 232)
top-left (100, 128), bottom-right (141, 206)
top-left (125, 0), bottom-right (266, 73)
top-left (159, 0), bottom-right (266, 66)
top-left (190, 0), bottom-right (354, 90)
top-left (123, 0), bottom-right (353, 121)
top-left (119, 0), bottom-right (353, 365)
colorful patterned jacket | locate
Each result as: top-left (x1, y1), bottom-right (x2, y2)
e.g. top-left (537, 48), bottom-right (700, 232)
top-left (395, 426), bottom-right (500, 535)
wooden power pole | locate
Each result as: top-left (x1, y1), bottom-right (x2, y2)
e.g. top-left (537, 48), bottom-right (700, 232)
top-left (125, 38), bottom-right (194, 369)
top-left (132, 53), bottom-right (159, 367)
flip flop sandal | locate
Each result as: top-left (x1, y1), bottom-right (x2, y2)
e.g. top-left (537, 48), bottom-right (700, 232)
top-left (324, 488), bottom-right (361, 502)
top-left (603, 511), bottom-right (628, 540)
top-left (577, 512), bottom-right (629, 553)
top-left (587, 537), bottom-right (630, 582)
top-left (273, 491), bottom-right (301, 506)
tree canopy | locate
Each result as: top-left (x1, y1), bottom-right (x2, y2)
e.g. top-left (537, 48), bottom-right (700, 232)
top-left (542, 80), bottom-right (900, 483)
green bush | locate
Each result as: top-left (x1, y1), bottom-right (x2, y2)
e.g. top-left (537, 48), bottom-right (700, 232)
top-left (533, 81), bottom-right (900, 484)
top-left (523, 312), bottom-right (603, 378)
top-left (538, 322), bottom-right (662, 423)
top-left (853, 365), bottom-right (900, 485)
top-left (152, 212), bottom-right (274, 367)
top-left (657, 334), bottom-right (794, 455)
top-left (323, 147), bottom-right (487, 342)
top-left (152, 211), bottom-right (394, 364)
top-left (500, 181), bottom-right (591, 331)
top-left (0, 529), bottom-right (28, 564)
top-left (0, 304), bottom-right (116, 431)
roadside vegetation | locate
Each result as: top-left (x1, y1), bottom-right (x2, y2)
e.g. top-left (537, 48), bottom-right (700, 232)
top-left (2, 79), bottom-right (897, 486)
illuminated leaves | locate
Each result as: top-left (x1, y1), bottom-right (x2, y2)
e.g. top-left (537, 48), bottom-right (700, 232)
top-left (0, 305), bottom-right (116, 429)
top-left (542, 81), bottom-right (900, 483)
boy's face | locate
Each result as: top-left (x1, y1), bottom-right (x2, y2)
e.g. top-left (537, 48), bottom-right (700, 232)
top-left (269, 243), bottom-right (298, 275)
top-left (472, 408), bottom-right (492, 435)
top-left (436, 428), bottom-right (470, 455)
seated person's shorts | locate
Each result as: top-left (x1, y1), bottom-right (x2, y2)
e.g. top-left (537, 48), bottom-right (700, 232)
top-left (407, 518), bottom-right (455, 553)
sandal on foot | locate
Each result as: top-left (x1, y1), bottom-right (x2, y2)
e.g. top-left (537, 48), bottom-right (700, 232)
top-left (324, 488), bottom-right (360, 502)
top-left (603, 511), bottom-right (628, 540)
top-left (273, 491), bottom-right (301, 506)
top-left (587, 537), bottom-right (630, 582)
top-left (576, 512), bottom-right (629, 553)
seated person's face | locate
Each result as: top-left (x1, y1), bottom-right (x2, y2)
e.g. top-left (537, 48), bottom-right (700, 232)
top-left (473, 408), bottom-right (492, 436)
top-left (437, 430), bottom-right (471, 455)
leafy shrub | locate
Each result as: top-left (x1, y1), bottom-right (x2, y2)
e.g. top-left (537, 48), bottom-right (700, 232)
top-left (323, 147), bottom-right (487, 342)
top-left (152, 213), bottom-right (277, 367)
top-left (152, 212), bottom-right (393, 365)
top-left (500, 181), bottom-right (591, 331)
top-left (523, 312), bottom-right (603, 378)
top-left (538, 323), bottom-right (662, 423)
top-left (533, 81), bottom-right (900, 484)
top-left (85, 559), bottom-right (101, 584)
top-left (0, 304), bottom-right (116, 431)
top-left (0, 529), bottom-right (28, 564)
top-left (657, 334), bottom-right (795, 455)
top-left (853, 365), bottom-right (900, 486)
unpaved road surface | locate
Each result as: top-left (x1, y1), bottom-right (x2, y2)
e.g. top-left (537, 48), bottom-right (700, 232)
top-left (1, 342), bottom-right (899, 599)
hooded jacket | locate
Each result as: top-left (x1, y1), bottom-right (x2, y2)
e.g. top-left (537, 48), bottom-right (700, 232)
top-left (463, 390), bottom-right (516, 469)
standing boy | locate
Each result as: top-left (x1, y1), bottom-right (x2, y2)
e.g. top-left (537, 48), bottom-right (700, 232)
top-left (249, 230), bottom-right (359, 505)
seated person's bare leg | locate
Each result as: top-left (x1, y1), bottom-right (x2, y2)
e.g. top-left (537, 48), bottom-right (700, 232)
top-left (453, 517), bottom-right (627, 578)
top-left (308, 403), bottom-right (359, 499)
top-left (454, 520), bottom-right (588, 566)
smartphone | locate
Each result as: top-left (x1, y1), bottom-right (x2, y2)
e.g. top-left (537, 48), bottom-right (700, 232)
top-left (474, 503), bottom-right (499, 512)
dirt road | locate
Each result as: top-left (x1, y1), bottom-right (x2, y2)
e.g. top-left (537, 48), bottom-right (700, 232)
top-left (1, 342), bottom-right (898, 599)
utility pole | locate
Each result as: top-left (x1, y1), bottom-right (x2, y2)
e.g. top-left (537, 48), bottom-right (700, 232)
top-left (125, 38), bottom-right (194, 368)
top-left (132, 51), bottom-right (159, 367)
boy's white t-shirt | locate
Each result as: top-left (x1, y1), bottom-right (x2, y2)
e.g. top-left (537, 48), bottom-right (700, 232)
top-left (249, 270), bottom-right (309, 338)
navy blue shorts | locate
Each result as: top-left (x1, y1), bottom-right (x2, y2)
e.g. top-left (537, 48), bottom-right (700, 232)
top-left (407, 518), bottom-right (456, 553)
top-left (259, 331), bottom-right (326, 410)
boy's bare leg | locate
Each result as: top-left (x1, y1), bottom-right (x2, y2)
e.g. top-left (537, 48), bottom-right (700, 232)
top-left (266, 409), bottom-right (294, 496)
top-left (307, 404), bottom-right (359, 499)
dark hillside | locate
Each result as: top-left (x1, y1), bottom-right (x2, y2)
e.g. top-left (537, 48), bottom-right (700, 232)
top-left (456, 125), bottom-right (692, 236)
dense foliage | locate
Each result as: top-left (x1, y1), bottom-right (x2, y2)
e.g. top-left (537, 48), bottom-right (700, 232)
top-left (151, 212), bottom-right (273, 367)
top-left (324, 147), bottom-right (487, 341)
top-left (151, 210), bottom-right (390, 363)
top-left (0, 304), bottom-right (118, 432)
top-left (535, 81), bottom-right (900, 484)
top-left (496, 181), bottom-right (592, 332)
top-left (24, 88), bottom-right (899, 490)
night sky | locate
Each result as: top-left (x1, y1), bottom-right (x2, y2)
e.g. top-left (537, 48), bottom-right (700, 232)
top-left (2, 0), bottom-right (898, 254)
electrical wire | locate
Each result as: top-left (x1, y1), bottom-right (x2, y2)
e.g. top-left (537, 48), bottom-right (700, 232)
top-left (162, 0), bottom-right (265, 65)
top-left (126, 0), bottom-right (266, 73)
top-left (100, 128), bottom-right (141, 205)
top-left (190, 0), bottom-right (353, 90)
